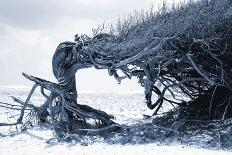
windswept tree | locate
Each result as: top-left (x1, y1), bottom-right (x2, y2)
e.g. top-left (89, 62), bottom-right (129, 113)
top-left (0, 0), bottom-right (232, 138)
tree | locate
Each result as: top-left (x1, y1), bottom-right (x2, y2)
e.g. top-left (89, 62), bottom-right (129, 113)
top-left (0, 0), bottom-right (231, 138)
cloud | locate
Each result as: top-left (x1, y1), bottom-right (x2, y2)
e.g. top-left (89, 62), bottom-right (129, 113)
top-left (0, 0), bottom-right (160, 29)
top-left (0, 0), bottom-right (182, 91)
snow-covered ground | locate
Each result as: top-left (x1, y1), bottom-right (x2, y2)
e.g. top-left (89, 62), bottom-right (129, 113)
top-left (0, 88), bottom-right (230, 155)
top-left (0, 131), bottom-right (229, 155)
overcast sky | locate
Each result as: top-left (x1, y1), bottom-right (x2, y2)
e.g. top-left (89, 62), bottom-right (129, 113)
top-left (0, 0), bottom-right (183, 92)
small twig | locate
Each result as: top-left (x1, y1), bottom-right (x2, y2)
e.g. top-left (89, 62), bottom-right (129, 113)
top-left (0, 101), bottom-right (23, 108)
top-left (10, 96), bottom-right (36, 109)
top-left (222, 97), bottom-right (232, 120)
top-left (209, 86), bottom-right (217, 119)
top-left (0, 104), bottom-right (31, 111)
top-left (78, 124), bottom-right (122, 135)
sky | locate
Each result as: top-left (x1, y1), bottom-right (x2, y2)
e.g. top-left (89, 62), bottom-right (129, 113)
top-left (0, 0), bottom-right (183, 92)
